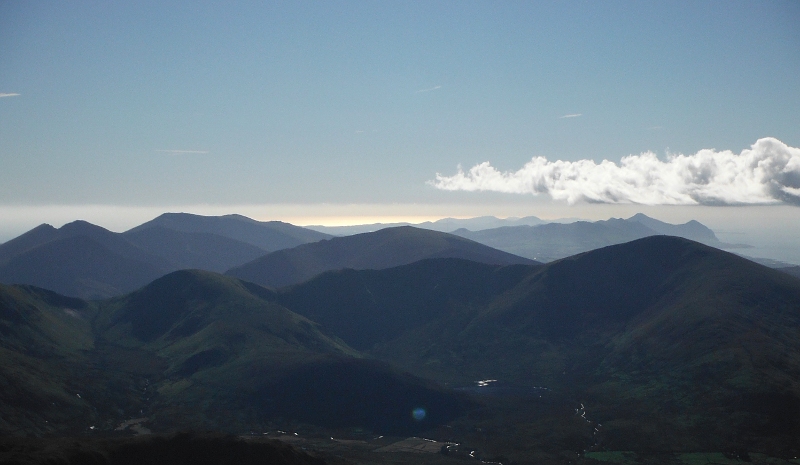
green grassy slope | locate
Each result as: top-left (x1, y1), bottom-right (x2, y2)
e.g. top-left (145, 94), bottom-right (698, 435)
top-left (1, 270), bottom-right (471, 437)
top-left (0, 284), bottom-right (98, 434)
top-left (94, 270), bottom-right (470, 435)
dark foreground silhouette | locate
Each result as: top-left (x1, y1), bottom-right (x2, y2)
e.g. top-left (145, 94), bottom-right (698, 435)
top-left (0, 432), bottom-right (326, 465)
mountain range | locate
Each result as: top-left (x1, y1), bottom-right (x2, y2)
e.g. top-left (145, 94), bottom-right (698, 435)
top-left (3, 233), bottom-right (800, 462)
top-left (304, 215), bottom-right (559, 236)
top-left (452, 213), bottom-right (743, 262)
top-left (0, 270), bottom-right (470, 438)
top-left (0, 214), bottom-right (330, 299)
top-left (262, 237), bottom-right (800, 455)
top-left (226, 226), bottom-right (537, 288)
top-left (2, 212), bottom-right (772, 300)
top-left (127, 213), bottom-right (331, 252)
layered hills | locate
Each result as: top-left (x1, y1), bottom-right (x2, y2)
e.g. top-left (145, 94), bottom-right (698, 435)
top-left (267, 237), bottom-right (800, 454)
top-left (0, 271), bottom-right (470, 438)
top-left (305, 215), bottom-right (551, 236)
top-left (453, 213), bottom-right (739, 262)
top-left (126, 212), bottom-right (330, 252)
top-left (0, 214), bottom-right (331, 299)
top-left (3, 222), bottom-right (800, 460)
top-left (0, 221), bottom-right (173, 299)
top-left (226, 226), bottom-right (538, 288)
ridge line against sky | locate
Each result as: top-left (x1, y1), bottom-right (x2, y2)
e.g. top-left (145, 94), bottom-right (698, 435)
top-left (1, 1), bottom-right (798, 258)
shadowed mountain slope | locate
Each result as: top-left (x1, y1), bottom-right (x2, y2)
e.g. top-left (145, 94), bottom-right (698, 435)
top-left (1, 271), bottom-right (471, 437)
top-left (226, 226), bottom-right (537, 288)
top-left (0, 225), bottom-right (172, 299)
top-left (0, 220), bottom-right (171, 269)
top-left (369, 236), bottom-right (800, 452)
top-left (274, 258), bottom-right (539, 350)
top-left (122, 226), bottom-right (267, 272)
top-left (0, 432), bottom-right (326, 465)
top-left (126, 213), bottom-right (331, 252)
top-left (453, 213), bottom-right (734, 262)
top-left (0, 224), bottom-right (61, 264)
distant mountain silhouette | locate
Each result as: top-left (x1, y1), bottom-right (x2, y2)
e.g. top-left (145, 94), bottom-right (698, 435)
top-left (780, 265), bottom-right (800, 279)
top-left (625, 212), bottom-right (718, 242)
top-left (453, 213), bottom-right (738, 262)
top-left (305, 215), bottom-right (553, 236)
top-left (226, 226), bottom-right (538, 288)
top-left (127, 213), bottom-right (330, 252)
top-left (0, 221), bottom-right (173, 298)
top-left (0, 215), bottom-right (331, 298)
top-left (123, 226), bottom-right (267, 272)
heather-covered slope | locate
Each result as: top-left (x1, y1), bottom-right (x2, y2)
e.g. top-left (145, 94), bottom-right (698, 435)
top-left (227, 226), bottom-right (537, 288)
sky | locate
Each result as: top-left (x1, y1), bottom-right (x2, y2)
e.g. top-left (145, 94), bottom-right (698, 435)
top-left (1, 1), bottom-right (800, 260)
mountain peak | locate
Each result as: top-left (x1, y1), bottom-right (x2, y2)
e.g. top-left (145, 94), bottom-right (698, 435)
top-left (58, 220), bottom-right (111, 235)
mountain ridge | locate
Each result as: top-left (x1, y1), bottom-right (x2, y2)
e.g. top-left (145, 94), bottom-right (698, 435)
top-left (0, 215), bottom-right (333, 299)
top-left (452, 213), bottom-right (740, 262)
top-left (126, 212), bottom-right (331, 252)
top-left (226, 226), bottom-right (538, 289)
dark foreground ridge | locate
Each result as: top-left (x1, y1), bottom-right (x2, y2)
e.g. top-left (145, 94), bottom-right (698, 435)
top-left (0, 432), bottom-right (325, 465)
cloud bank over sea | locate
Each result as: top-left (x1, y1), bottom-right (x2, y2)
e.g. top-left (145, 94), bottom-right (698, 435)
top-left (431, 138), bottom-right (800, 206)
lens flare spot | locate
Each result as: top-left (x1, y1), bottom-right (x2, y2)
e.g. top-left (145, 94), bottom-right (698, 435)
top-left (411, 407), bottom-right (426, 421)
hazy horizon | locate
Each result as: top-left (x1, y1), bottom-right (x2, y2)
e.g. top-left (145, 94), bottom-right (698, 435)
top-left (2, 204), bottom-right (799, 265)
top-left (2, 2), bottom-right (799, 262)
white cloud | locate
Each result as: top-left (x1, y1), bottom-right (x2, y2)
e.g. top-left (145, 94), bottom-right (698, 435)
top-left (156, 149), bottom-right (209, 154)
top-left (430, 138), bottom-right (800, 206)
top-left (0, 93), bottom-right (21, 98)
top-left (415, 85), bottom-right (442, 93)
top-left (559, 113), bottom-right (582, 119)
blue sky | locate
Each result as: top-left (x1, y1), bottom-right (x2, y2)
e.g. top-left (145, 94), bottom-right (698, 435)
top-left (1, 1), bottom-right (800, 256)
